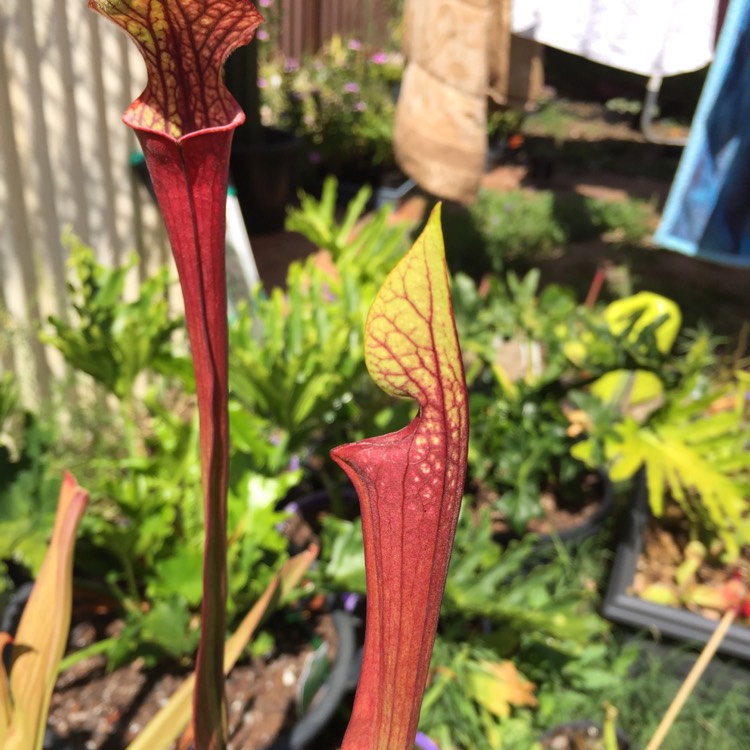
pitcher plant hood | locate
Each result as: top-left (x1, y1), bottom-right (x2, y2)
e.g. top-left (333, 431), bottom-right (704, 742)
top-left (332, 205), bottom-right (469, 750)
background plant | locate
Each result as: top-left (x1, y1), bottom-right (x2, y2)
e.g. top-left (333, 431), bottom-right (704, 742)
top-left (259, 34), bottom-right (402, 176)
top-left (37, 246), bottom-right (297, 668)
top-left (230, 177), bottom-right (413, 491)
top-left (440, 188), bottom-right (655, 278)
top-left (571, 325), bottom-right (750, 560)
top-left (43, 234), bottom-right (190, 400)
top-left (453, 271), bottom-right (717, 534)
top-left (452, 270), bottom-right (603, 531)
top-left (0, 375), bottom-right (63, 593)
top-left (317, 507), bottom-right (620, 749)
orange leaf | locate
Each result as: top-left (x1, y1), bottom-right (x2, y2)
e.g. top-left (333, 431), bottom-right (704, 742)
top-left (6, 473), bottom-right (88, 750)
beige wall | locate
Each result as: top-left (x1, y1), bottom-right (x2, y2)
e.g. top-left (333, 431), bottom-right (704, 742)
top-left (0, 0), bottom-right (167, 403)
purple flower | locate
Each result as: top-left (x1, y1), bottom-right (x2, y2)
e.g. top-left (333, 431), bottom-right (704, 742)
top-left (257, 77), bottom-right (268, 89)
top-left (342, 592), bottom-right (362, 612)
top-left (284, 57), bottom-right (299, 73)
top-left (348, 38), bottom-right (362, 51)
top-left (257, 28), bottom-right (269, 41)
top-left (354, 101), bottom-right (367, 112)
top-left (343, 82), bottom-right (360, 94)
top-left (414, 733), bottom-right (440, 750)
top-left (259, 0), bottom-right (273, 7)
top-left (370, 51), bottom-right (389, 65)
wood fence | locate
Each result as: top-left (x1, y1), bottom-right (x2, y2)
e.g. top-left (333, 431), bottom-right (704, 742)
top-left (0, 0), bottom-right (397, 405)
top-left (277, 0), bottom-right (392, 59)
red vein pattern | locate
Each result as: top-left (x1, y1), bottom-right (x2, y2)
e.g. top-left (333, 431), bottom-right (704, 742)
top-left (88, 3), bottom-right (262, 749)
top-left (89, 0), bottom-right (262, 138)
top-left (332, 205), bottom-right (469, 750)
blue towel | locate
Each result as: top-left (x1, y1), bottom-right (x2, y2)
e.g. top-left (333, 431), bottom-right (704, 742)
top-left (654, 0), bottom-right (750, 267)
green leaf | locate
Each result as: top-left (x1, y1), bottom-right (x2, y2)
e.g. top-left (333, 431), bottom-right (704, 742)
top-left (139, 599), bottom-right (198, 660)
top-left (147, 547), bottom-right (205, 608)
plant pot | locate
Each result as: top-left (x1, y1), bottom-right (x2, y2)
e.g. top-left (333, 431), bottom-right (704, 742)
top-left (231, 127), bottom-right (300, 235)
top-left (268, 607), bottom-right (360, 750)
top-left (491, 471), bottom-right (614, 549)
top-left (0, 580), bottom-right (34, 640)
top-left (603, 472), bottom-right (750, 660)
top-left (280, 486), bottom-right (360, 550)
top-left (539, 721), bottom-right (631, 750)
top-left (281, 486), bottom-right (359, 517)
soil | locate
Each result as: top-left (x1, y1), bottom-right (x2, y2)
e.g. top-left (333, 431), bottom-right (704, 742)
top-left (47, 609), bottom-right (342, 750)
top-left (629, 504), bottom-right (750, 626)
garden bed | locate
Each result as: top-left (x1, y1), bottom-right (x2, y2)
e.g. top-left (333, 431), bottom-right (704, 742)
top-left (47, 610), bottom-right (341, 749)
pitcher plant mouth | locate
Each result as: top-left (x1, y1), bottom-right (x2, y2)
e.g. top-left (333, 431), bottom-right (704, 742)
top-left (88, 0), bottom-right (263, 140)
top-left (87, 3), bottom-right (263, 749)
top-left (332, 205), bottom-right (469, 750)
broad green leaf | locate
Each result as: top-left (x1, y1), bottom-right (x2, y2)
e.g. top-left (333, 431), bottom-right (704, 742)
top-left (604, 291), bottom-right (681, 354)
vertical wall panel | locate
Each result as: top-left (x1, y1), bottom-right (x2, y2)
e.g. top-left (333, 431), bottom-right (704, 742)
top-left (18, 0), bottom-right (67, 316)
top-left (0, 4), bottom-right (51, 402)
top-left (56, 1), bottom-right (91, 245)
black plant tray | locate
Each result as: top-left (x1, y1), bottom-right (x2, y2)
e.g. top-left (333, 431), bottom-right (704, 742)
top-left (603, 473), bottom-right (750, 660)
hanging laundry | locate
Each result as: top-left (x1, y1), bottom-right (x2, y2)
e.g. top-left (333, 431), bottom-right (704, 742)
top-left (655, 0), bottom-right (750, 266)
top-left (512, 0), bottom-right (717, 77)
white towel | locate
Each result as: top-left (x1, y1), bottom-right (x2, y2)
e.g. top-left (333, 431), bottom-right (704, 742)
top-left (512, 0), bottom-right (717, 77)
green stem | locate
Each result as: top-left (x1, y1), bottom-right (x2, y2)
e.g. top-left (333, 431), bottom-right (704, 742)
top-left (114, 549), bottom-right (141, 605)
top-left (58, 637), bottom-right (118, 673)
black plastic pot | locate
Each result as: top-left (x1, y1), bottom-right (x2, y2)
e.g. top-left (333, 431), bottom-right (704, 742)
top-left (0, 580), bottom-right (34, 639)
top-left (539, 721), bottom-right (631, 749)
top-left (231, 127), bottom-right (300, 235)
top-left (268, 607), bottom-right (360, 750)
top-left (280, 486), bottom-right (359, 516)
top-left (603, 471), bottom-right (750, 660)
top-left (268, 487), bottom-right (364, 749)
